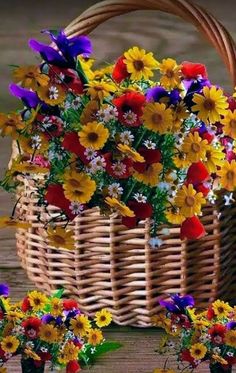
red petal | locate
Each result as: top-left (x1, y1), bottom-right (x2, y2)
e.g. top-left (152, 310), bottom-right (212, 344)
top-left (201, 132), bottom-right (214, 143)
top-left (113, 92), bottom-right (146, 127)
top-left (122, 216), bottom-right (137, 228)
top-left (133, 148), bottom-right (161, 172)
top-left (62, 132), bottom-right (89, 164)
top-left (45, 184), bottom-right (75, 220)
top-left (180, 216), bottom-right (206, 240)
top-left (195, 183), bottom-right (210, 197)
top-left (66, 360), bottom-right (81, 373)
top-left (63, 299), bottom-right (79, 310)
top-left (112, 55), bottom-right (129, 83)
top-left (186, 161), bottom-right (209, 184)
top-left (181, 61), bottom-right (208, 79)
top-left (128, 201), bottom-right (153, 219)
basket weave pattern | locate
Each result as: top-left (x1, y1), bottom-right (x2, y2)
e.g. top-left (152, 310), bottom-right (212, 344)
top-left (14, 0), bottom-right (236, 326)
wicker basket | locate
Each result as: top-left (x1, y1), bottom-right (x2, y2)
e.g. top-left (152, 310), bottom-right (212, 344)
top-left (14, 0), bottom-right (236, 327)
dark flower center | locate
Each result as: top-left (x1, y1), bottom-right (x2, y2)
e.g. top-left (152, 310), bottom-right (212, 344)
top-left (133, 60), bottom-right (144, 71)
top-left (152, 113), bottom-right (163, 124)
top-left (185, 196), bottom-right (195, 207)
top-left (6, 119), bottom-right (16, 127)
top-left (122, 104), bottom-right (132, 113)
top-left (230, 119), bottom-right (236, 129)
top-left (25, 72), bottom-right (36, 78)
top-left (88, 132), bottom-right (99, 142)
top-left (166, 70), bottom-right (175, 78)
top-left (53, 235), bottom-right (66, 245)
top-left (203, 98), bottom-right (215, 111)
top-left (227, 171), bottom-right (235, 181)
top-left (69, 179), bottom-right (81, 188)
top-left (191, 143), bottom-right (201, 153)
top-left (100, 316), bottom-right (106, 321)
top-left (34, 298), bottom-right (41, 305)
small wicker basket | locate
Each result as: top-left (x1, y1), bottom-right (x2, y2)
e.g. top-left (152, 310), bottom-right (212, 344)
top-left (14, 0), bottom-right (236, 327)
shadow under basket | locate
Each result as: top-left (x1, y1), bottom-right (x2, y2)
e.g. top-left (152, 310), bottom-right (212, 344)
top-left (15, 178), bottom-right (236, 327)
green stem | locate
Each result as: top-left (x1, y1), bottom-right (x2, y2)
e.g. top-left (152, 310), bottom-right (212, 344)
top-left (134, 128), bottom-right (148, 149)
top-left (123, 179), bottom-right (138, 203)
top-left (77, 59), bottom-right (89, 86)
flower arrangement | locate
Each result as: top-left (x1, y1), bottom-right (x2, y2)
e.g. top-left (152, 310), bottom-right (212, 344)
top-left (153, 294), bottom-right (236, 372)
top-left (1, 29), bottom-right (236, 246)
top-left (0, 283), bottom-right (120, 373)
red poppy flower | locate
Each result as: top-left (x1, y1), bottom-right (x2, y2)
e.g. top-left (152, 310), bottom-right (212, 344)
top-left (181, 61), bottom-right (208, 79)
top-left (180, 216), bottom-right (206, 240)
top-left (122, 201), bottom-right (153, 228)
top-left (180, 349), bottom-right (198, 367)
top-left (206, 306), bottom-right (216, 320)
top-left (37, 115), bottom-right (64, 139)
top-left (228, 96), bottom-right (236, 111)
top-left (63, 299), bottom-right (79, 311)
top-left (62, 132), bottom-right (89, 164)
top-left (49, 66), bottom-right (84, 94)
top-left (133, 148), bottom-right (161, 173)
top-left (113, 92), bottom-right (146, 127)
top-left (104, 152), bottom-right (133, 179)
top-left (38, 352), bottom-right (52, 362)
top-left (208, 324), bottom-right (226, 344)
top-left (0, 347), bottom-right (8, 361)
top-left (186, 161), bottom-right (209, 185)
top-left (201, 131), bottom-right (214, 143)
top-left (112, 55), bottom-right (130, 83)
top-left (21, 297), bottom-right (31, 312)
top-left (66, 360), bottom-right (81, 373)
top-left (22, 317), bottom-right (42, 339)
top-left (195, 183), bottom-right (210, 197)
top-left (45, 184), bottom-right (75, 220)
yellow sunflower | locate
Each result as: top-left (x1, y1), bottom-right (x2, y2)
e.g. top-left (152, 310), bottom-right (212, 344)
top-left (123, 46), bottom-right (159, 80)
top-left (181, 132), bottom-right (208, 163)
top-left (93, 65), bottom-right (113, 80)
top-left (158, 58), bottom-right (182, 89)
top-left (13, 65), bottom-right (49, 90)
top-left (6, 310), bottom-right (24, 322)
top-left (87, 328), bottom-right (103, 346)
top-left (105, 197), bottom-right (135, 217)
top-left (39, 324), bottom-right (59, 343)
top-left (18, 133), bottom-right (48, 154)
top-left (221, 109), bottom-right (236, 138)
top-left (78, 121), bottom-right (109, 150)
top-left (193, 319), bottom-right (210, 330)
top-left (225, 330), bottom-right (236, 348)
top-left (192, 86), bottom-right (229, 124)
top-left (63, 170), bottom-right (96, 203)
top-left (218, 160), bottom-right (236, 191)
top-left (95, 309), bottom-right (112, 328)
top-left (133, 163), bottom-right (163, 187)
top-left (47, 226), bottom-right (74, 251)
top-left (173, 153), bottom-right (191, 169)
top-left (86, 80), bottom-right (116, 102)
top-left (0, 216), bottom-right (31, 230)
top-left (1, 336), bottom-right (20, 353)
top-left (171, 102), bottom-right (189, 131)
top-left (37, 84), bottom-right (66, 106)
top-left (50, 298), bottom-right (63, 317)
top-left (212, 354), bottom-right (228, 365)
top-left (174, 184), bottom-right (206, 218)
top-left (142, 102), bottom-right (173, 134)
top-left (14, 162), bottom-right (49, 174)
top-left (190, 343), bottom-right (207, 360)
top-left (212, 299), bottom-right (232, 318)
top-left (165, 208), bottom-right (185, 224)
top-left (59, 341), bottom-right (80, 363)
top-left (80, 100), bottom-right (99, 125)
top-left (117, 143), bottom-right (145, 162)
top-left (0, 113), bottom-right (24, 138)
top-left (70, 314), bottom-right (91, 337)
top-left (24, 348), bottom-right (41, 361)
top-left (28, 290), bottom-right (48, 311)
top-left (78, 56), bottom-right (95, 80)
top-left (204, 145), bottom-right (224, 173)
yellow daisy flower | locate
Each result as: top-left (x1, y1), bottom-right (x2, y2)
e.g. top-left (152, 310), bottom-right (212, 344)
top-left (80, 100), bottom-right (99, 125)
top-left (87, 328), bottom-right (103, 346)
top-left (1, 336), bottom-right (20, 353)
top-left (204, 145), bottom-right (224, 173)
top-left (0, 216), bottom-right (31, 230)
top-left (59, 341), bottom-right (80, 363)
top-left (37, 84), bottom-right (66, 106)
top-left (192, 86), bottom-right (229, 124)
top-left (78, 56), bottom-right (95, 80)
top-left (63, 170), bottom-right (96, 203)
top-left (13, 65), bottom-right (49, 90)
top-left (93, 65), bottom-right (113, 80)
top-left (50, 298), bottom-right (63, 317)
top-left (47, 226), bottom-right (74, 251)
top-left (173, 153), bottom-right (191, 169)
top-left (158, 58), bottom-right (182, 89)
top-left (86, 80), bottom-right (116, 102)
top-left (212, 299), bottom-right (232, 318)
top-left (0, 113), bottom-right (24, 138)
top-left (105, 197), bottom-right (135, 217)
top-left (193, 319), bottom-right (210, 329)
top-left (142, 102), bottom-right (173, 134)
top-left (174, 184), bottom-right (206, 218)
top-left (24, 348), bottom-right (41, 361)
top-left (190, 343), bottom-right (207, 360)
top-left (124, 46), bottom-right (158, 80)
top-left (181, 132), bottom-right (208, 163)
top-left (14, 162), bottom-right (49, 174)
top-left (134, 163), bottom-right (163, 187)
top-left (212, 354), bottom-right (228, 365)
top-left (6, 310), bottom-right (24, 321)
top-left (218, 160), bottom-right (236, 191)
top-left (70, 314), bottom-right (91, 337)
top-left (18, 133), bottom-right (48, 154)
top-left (165, 208), bottom-right (185, 224)
top-left (225, 330), bottom-right (236, 348)
top-left (39, 324), bottom-right (58, 343)
top-left (28, 290), bottom-right (48, 311)
top-left (78, 121), bottom-right (109, 150)
top-left (117, 143), bottom-right (145, 163)
top-left (221, 109), bottom-right (236, 138)
top-left (95, 309), bottom-right (112, 328)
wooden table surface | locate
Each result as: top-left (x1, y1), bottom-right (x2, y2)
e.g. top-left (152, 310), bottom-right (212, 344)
top-left (0, 1), bottom-right (236, 372)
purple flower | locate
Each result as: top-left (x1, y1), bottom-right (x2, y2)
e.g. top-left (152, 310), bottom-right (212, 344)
top-left (0, 284), bottom-right (9, 297)
top-left (9, 84), bottom-right (41, 108)
top-left (29, 30), bottom-right (92, 68)
top-left (41, 314), bottom-right (63, 326)
top-left (146, 86), bottom-right (180, 105)
top-left (160, 294), bottom-right (194, 314)
top-left (184, 78), bottom-right (211, 110)
top-left (227, 321), bottom-right (236, 330)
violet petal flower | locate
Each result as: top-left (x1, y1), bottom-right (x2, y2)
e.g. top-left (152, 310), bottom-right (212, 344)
top-left (160, 294), bottom-right (194, 313)
top-left (146, 86), bottom-right (180, 105)
top-left (227, 321), bottom-right (236, 330)
top-left (0, 284), bottom-right (9, 297)
top-left (29, 39), bottom-right (68, 67)
top-left (9, 84), bottom-right (40, 108)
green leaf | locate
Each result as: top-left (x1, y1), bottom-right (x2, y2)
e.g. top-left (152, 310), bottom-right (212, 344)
top-left (81, 341), bottom-right (122, 366)
top-left (51, 288), bottom-right (64, 299)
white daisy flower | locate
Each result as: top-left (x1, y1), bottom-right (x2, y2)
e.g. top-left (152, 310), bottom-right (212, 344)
top-left (31, 135), bottom-right (41, 149)
top-left (133, 193), bottom-right (147, 203)
top-left (49, 86), bottom-right (59, 100)
top-left (112, 161), bottom-right (126, 177)
top-left (97, 105), bottom-right (118, 123)
top-left (90, 156), bottom-right (106, 172)
top-left (224, 192), bottom-right (235, 206)
top-left (227, 351), bottom-right (234, 357)
top-left (122, 110), bottom-right (137, 125)
top-left (40, 347), bottom-right (48, 353)
top-left (212, 347), bottom-right (221, 354)
top-left (149, 237), bottom-right (163, 248)
top-left (69, 202), bottom-right (84, 215)
top-left (12, 325), bottom-right (25, 335)
top-left (108, 183), bottom-right (123, 198)
top-left (143, 140), bottom-right (156, 149)
top-left (25, 341), bottom-right (34, 349)
top-left (71, 97), bottom-right (82, 110)
top-left (120, 130), bottom-right (134, 145)
top-left (84, 148), bottom-right (97, 160)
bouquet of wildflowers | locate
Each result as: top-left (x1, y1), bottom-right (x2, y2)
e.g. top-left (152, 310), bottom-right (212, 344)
top-left (154, 294), bottom-right (236, 372)
top-left (0, 284), bottom-right (120, 373)
top-left (1, 29), bottom-right (236, 248)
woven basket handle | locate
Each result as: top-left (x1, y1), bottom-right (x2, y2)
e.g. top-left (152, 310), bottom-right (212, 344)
top-left (64, 0), bottom-right (236, 87)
